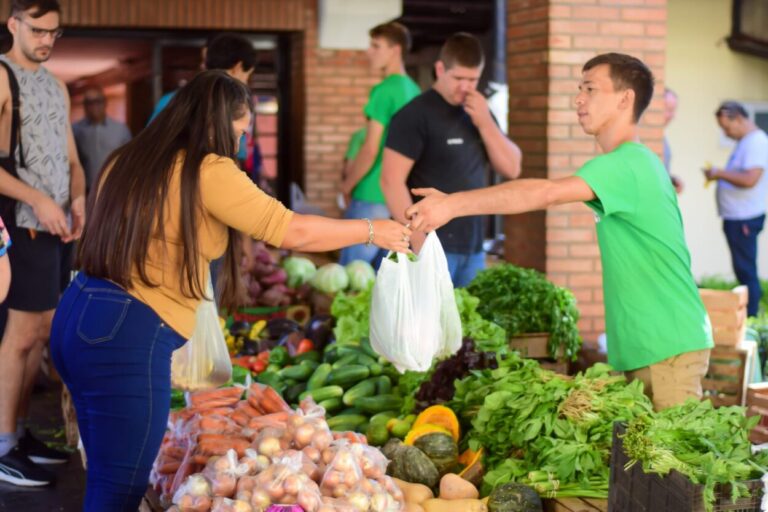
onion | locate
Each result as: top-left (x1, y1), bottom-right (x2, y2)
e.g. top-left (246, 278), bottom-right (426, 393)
top-left (250, 490), bottom-right (270, 509)
top-left (347, 491), bottom-right (370, 511)
top-left (295, 424), bottom-right (316, 448)
top-left (258, 437), bottom-right (282, 457)
top-left (283, 474), bottom-right (301, 495)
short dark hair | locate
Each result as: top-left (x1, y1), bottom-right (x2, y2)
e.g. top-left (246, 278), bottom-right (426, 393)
top-left (716, 101), bottom-right (748, 119)
top-left (11, 0), bottom-right (60, 18)
top-left (582, 53), bottom-right (654, 123)
top-left (438, 32), bottom-right (484, 70)
top-left (369, 22), bottom-right (411, 58)
top-left (205, 33), bottom-right (257, 73)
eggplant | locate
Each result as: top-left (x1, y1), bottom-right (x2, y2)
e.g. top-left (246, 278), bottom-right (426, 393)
top-left (265, 318), bottom-right (302, 340)
top-left (278, 331), bottom-right (305, 357)
top-left (305, 314), bottom-right (334, 351)
top-left (240, 338), bottom-right (260, 356)
top-left (229, 320), bottom-right (251, 338)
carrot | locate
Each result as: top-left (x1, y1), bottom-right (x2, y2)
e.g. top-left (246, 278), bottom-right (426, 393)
top-left (195, 407), bottom-right (235, 417)
top-left (235, 401), bottom-right (261, 418)
top-left (192, 453), bottom-right (211, 465)
top-left (161, 446), bottom-right (187, 459)
top-left (157, 459), bottom-right (181, 474)
top-left (259, 386), bottom-right (291, 414)
top-left (197, 434), bottom-right (251, 457)
top-left (199, 415), bottom-right (236, 433)
top-left (189, 387), bottom-right (243, 407)
top-left (231, 410), bottom-right (250, 427)
top-left (248, 411), bottom-right (291, 429)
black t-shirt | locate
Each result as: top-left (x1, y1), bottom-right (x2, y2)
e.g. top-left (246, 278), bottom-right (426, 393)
top-left (386, 89), bottom-right (489, 254)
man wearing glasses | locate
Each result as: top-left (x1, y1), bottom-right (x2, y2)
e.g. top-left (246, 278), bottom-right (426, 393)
top-left (0, 0), bottom-right (86, 487)
top-left (72, 86), bottom-right (132, 193)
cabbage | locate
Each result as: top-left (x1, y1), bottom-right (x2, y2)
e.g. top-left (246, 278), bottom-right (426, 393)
top-left (310, 263), bottom-right (349, 294)
top-left (345, 260), bottom-right (375, 292)
top-left (282, 256), bottom-right (316, 287)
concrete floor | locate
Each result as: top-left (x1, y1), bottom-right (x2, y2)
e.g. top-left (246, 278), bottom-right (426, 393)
top-left (0, 379), bottom-right (85, 512)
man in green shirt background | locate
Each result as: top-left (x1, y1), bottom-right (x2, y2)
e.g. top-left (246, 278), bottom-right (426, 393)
top-left (339, 22), bottom-right (421, 266)
top-left (405, 52), bottom-right (713, 411)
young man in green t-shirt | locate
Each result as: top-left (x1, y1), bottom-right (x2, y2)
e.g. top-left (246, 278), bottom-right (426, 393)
top-left (405, 53), bottom-right (713, 411)
top-left (339, 22), bottom-right (421, 266)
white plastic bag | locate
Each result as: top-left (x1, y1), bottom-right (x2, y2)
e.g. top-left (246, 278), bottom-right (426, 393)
top-left (369, 232), bottom-right (462, 372)
top-left (171, 277), bottom-right (232, 390)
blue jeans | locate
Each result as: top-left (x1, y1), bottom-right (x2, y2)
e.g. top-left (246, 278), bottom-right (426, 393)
top-left (339, 199), bottom-right (390, 268)
top-left (724, 214), bottom-right (765, 317)
top-left (445, 251), bottom-right (486, 288)
top-left (50, 272), bottom-right (185, 511)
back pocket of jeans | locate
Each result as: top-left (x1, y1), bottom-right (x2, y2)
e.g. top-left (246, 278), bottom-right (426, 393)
top-left (76, 295), bottom-right (131, 344)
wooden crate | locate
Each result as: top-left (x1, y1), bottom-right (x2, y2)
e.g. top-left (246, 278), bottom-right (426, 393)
top-left (510, 333), bottom-right (569, 374)
top-left (702, 342), bottom-right (756, 407)
top-left (544, 498), bottom-right (607, 511)
top-left (699, 286), bottom-right (748, 310)
top-left (699, 287), bottom-right (748, 346)
top-left (746, 383), bottom-right (768, 444)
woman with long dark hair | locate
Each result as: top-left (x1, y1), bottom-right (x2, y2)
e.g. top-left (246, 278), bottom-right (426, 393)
top-left (49, 70), bottom-right (411, 511)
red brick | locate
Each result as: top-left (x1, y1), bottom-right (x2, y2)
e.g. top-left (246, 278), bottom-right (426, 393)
top-left (599, 21), bottom-right (645, 36)
top-left (569, 273), bottom-right (603, 287)
top-left (570, 243), bottom-right (601, 257)
top-left (508, 21), bottom-right (548, 39)
top-left (550, 20), bottom-right (599, 35)
top-left (621, 38), bottom-right (666, 51)
top-left (646, 23), bottom-right (666, 37)
top-left (569, 212), bottom-right (597, 227)
top-left (548, 125), bottom-right (571, 139)
top-left (548, 155), bottom-right (571, 168)
top-left (547, 213), bottom-right (569, 227)
top-left (621, 8), bottom-right (666, 21)
top-left (549, 50), bottom-right (598, 65)
top-left (549, 35), bottom-right (572, 49)
top-left (550, 5), bottom-right (572, 18)
top-left (548, 95), bottom-right (572, 109)
top-left (547, 244), bottom-right (569, 258)
top-left (549, 79), bottom-right (580, 93)
top-left (572, 6), bottom-right (619, 19)
top-left (550, 140), bottom-right (597, 154)
top-left (548, 110), bottom-right (577, 124)
top-left (578, 302), bottom-right (606, 316)
top-left (548, 228), bottom-right (594, 242)
top-left (573, 35), bottom-right (620, 49)
top-left (548, 258), bottom-right (594, 272)
top-left (572, 288), bottom-right (593, 302)
top-left (577, 317), bottom-right (593, 332)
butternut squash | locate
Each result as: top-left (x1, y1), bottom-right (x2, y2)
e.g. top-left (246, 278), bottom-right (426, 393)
top-left (439, 473), bottom-right (479, 500)
top-left (403, 503), bottom-right (426, 512)
top-left (393, 477), bottom-right (434, 504)
top-left (422, 498), bottom-right (487, 512)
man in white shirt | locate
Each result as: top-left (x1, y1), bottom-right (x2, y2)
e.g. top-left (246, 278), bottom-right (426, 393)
top-left (705, 101), bottom-right (768, 316)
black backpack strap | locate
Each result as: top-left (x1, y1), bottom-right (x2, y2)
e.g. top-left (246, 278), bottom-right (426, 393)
top-left (0, 60), bottom-right (24, 170)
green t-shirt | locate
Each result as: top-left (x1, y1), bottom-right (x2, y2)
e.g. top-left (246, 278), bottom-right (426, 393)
top-left (576, 142), bottom-right (713, 372)
top-left (345, 128), bottom-right (366, 161)
top-left (353, 73), bottom-right (421, 204)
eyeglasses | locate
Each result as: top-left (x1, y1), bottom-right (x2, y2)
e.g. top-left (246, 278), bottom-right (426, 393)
top-left (14, 17), bottom-right (63, 40)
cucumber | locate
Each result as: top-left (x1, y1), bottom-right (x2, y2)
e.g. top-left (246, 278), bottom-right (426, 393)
top-left (342, 378), bottom-right (377, 406)
top-left (326, 365), bottom-right (370, 387)
top-left (284, 382), bottom-right (307, 405)
top-left (369, 410), bottom-right (398, 426)
top-left (336, 344), bottom-right (366, 358)
top-left (354, 354), bottom-right (378, 367)
top-left (369, 363), bottom-right (383, 376)
top-left (331, 354), bottom-right (359, 370)
top-left (294, 350), bottom-right (321, 363)
top-left (375, 376), bottom-right (392, 395)
top-left (317, 397), bottom-right (343, 414)
top-left (356, 421), bottom-right (370, 434)
top-left (352, 394), bottom-right (403, 414)
top-left (390, 419), bottom-right (412, 439)
top-left (256, 371), bottom-right (282, 388)
top-left (307, 363), bottom-right (332, 390)
top-left (366, 422), bottom-right (390, 446)
top-left (326, 414), bottom-right (368, 432)
top-left (340, 407), bottom-right (363, 415)
top-left (279, 362), bottom-right (315, 381)
top-left (298, 385), bottom-right (344, 403)
top-left (323, 343), bottom-right (339, 362)
top-left (360, 337), bottom-right (379, 359)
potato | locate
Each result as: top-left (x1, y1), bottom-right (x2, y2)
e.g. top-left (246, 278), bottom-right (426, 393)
top-left (439, 473), bottom-right (479, 500)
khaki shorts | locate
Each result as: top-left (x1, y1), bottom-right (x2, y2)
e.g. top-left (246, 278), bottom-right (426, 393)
top-left (625, 348), bottom-right (711, 411)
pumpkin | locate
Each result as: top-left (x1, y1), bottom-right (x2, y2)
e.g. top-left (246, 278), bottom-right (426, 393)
top-left (487, 482), bottom-right (543, 512)
top-left (412, 405), bottom-right (460, 442)
top-left (391, 445), bottom-right (440, 489)
top-left (413, 432), bottom-right (459, 476)
top-left (382, 438), bottom-right (406, 461)
top-left (458, 447), bottom-right (484, 487)
top-left (404, 424), bottom-right (452, 446)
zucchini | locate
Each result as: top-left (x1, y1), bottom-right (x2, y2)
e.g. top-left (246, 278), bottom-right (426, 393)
top-left (375, 376), bottom-right (392, 395)
top-left (317, 397), bottom-right (343, 414)
top-left (342, 378), bottom-right (377, 406)
top-left (299, 385), bottom-right (344, 403)
top-left (307, 363), bottom-right (332, 390)
top-left (326, 365), bottom-right (370, 387)
top-left (353, 394), bottom-right (404, 414)
top-left (326, 414), bottom-right (368, 432)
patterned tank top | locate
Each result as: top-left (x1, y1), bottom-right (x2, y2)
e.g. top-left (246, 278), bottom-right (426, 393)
top-left (0, 55), bottom-right (69, 231)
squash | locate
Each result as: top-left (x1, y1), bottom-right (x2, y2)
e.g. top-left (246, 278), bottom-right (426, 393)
top-left (412, 405), bottom-right (460, 441)
top-left (391, 445), bottom-right (440, 489)
top-left (404, 424), bottom-right (452, 446)
top-left (458, 447), bottom-right (484, 487)
top-left (413, 432), bottom-right (459, 476)
top-left (439, 473), bottom-right (479, 500)
top-left (382, 438), bottom-right (406, 461)
top-left (403, 504), bottom-right (425, 512)
top-left (393, 478), bottom-right (434, 504)
top-left (486, 482), bottom-right (543, 512)
top-left (422, 498), bottom-right (487, 512)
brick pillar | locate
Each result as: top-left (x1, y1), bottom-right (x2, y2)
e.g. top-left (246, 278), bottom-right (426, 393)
top-left (506, 0), bottom-right (667, 346)
top-left (302, 0), bottom-right (376, 216)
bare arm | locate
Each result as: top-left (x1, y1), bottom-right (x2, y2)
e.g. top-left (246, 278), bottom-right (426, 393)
top-left (281, 214), bottom-right (411, 253)
top-left (707, 166), bottom-right (763, 188)
top-left (60, 79), bottom-right (86, 241)
top-left (464, 89), bottom-right (522, 179)
top-left (406, 176), bottom-right (596, 232)
top-left (342, 119), bottom-right (385, 195)
top-left (0, 254), bottom-right (9, 302)
top-left (380, 148), bottom-right (427, 250)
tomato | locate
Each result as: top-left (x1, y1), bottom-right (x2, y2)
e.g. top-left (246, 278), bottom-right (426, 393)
top-left (296, 338), bottom-right (314, 355)
top-left (251, 359), bottom-right (267, 374)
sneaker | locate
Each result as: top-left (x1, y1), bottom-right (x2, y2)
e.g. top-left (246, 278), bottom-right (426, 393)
top-left (0, 446), bottom-right (54, 486)
top-left (18, 429), bottom-right (69, 464)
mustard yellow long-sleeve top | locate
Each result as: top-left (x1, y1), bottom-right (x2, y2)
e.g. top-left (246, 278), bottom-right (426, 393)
top-left (127, 154), bottom-right (293, 338)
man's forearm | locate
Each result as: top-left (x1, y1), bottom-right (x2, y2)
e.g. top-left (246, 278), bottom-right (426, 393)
top-left (716, 169), bottom-right (760, 188)
top-left (344, 146), bottom-right (377, 191)
top-left (382, 180), bottom-right (413, 224)
top-left (478, 122), bottom-right (522, 179)
top-left (0, 166), bottom-right (41, 206)
top-left (70, 162), bottom-right (86, 200)
top-left (448, 179), bottom-right (557, 218)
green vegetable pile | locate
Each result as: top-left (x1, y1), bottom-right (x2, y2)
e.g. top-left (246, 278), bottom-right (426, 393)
top-left (467, 264), bottom-right (582, 360)
top-left (330, 282), bottom-right (373, 345)
top-left (449, 353), bottom-right (652, 498)
top-left (622, 399), bottom-right (768, 512)
top-left (454, 288), bottom-right (507, 353)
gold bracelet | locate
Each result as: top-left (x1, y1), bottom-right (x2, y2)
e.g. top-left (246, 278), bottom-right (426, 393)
top-left (362, 218), bottom-right (374, 246)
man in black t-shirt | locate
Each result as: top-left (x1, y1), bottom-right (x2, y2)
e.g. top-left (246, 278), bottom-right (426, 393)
top-left (381, 32), bottom-right (522, 286)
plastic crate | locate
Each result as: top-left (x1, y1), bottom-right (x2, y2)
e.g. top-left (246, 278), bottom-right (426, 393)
top-left (608, 423), bottom-right (763, 512)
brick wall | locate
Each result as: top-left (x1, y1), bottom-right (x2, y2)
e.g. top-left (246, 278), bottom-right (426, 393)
top-left (301, 0), bottom-right (376, 215)
top-left (506, 0), bottom-right (667, 347)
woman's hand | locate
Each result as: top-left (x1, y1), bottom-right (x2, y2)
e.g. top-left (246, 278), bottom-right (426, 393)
top-left (372, 220), bottom-right (412, 254)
